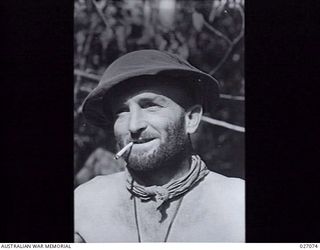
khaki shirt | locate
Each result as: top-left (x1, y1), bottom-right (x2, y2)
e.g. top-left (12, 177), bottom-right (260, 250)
top-left (75, 171), bottom-right (245, 242)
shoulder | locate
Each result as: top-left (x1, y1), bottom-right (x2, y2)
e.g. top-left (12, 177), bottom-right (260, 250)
top-left (201, 171), bottom-right (245, 203)
top-left (75, 171), bottom-right (127, 207)
top-left (205, 171), bottom-right (244, 188)
top-left (201, 171), bottom-right (244, 220)
top-left (202, 172), bottom-right (245, 241)
top-left (75, 171), bottom-right (126, 191)
top-left (205, 171), bottom-right (244, 186)
top-left (74, 172), bottom-right (130, 239)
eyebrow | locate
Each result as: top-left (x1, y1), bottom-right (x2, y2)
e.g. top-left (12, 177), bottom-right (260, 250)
top-left (113, 94), bottom-right (169, 113)
top-left (113, 95), bottom-right (166, 111)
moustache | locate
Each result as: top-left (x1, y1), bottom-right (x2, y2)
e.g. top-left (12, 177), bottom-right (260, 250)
top-left (120, 133), bottom-right (158, 146)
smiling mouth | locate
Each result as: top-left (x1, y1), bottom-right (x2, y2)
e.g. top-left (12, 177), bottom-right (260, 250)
top-left (132, 138), bottom-right (156, 144)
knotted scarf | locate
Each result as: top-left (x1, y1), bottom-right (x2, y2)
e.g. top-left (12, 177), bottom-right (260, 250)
top-left (126, 155), bottom-right (209, 209)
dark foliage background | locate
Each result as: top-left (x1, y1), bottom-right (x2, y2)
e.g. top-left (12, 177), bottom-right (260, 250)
top-left (74, 0), bottom-right (245, 185)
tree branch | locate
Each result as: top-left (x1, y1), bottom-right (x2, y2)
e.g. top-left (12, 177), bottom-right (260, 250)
top-left (91, 0), bottom-right (110, 28)
top-left (209, 4), bottom-right (244, 75)
top-left (209, 42), bottom-right (233, 75)
top-left (201, 115), bottom-right (245, 132)
top-left (233, 4), bottom-right (244, 45)
top-left (203, 18), bottom-right (232, 45)
top-left (74, 69), bottom-right (101, 81)
top-left (220, 94), bottom-right (245, 101)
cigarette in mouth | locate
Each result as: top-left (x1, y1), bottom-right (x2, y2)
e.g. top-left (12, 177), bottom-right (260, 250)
top-left (114, 142), bottom-right (134, 160)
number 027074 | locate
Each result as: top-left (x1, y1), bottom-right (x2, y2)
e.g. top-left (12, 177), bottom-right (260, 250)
top-left (300, 244), bottom-right (318, 248)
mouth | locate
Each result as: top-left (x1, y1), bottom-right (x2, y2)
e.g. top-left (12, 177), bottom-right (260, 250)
top-left (132, 138), bottom-right (156, 144)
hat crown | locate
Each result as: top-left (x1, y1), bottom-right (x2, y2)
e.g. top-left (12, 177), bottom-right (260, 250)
top-left (99, 50), bottom-right (195, 86)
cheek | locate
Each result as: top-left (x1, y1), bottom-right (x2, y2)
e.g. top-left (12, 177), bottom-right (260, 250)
top-left (149, 116), bottom-right (183, 140)
top-left (113, 117), bottom-right (128, 137)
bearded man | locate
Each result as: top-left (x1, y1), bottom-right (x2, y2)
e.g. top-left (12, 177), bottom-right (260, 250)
top-left (74, 50), bottom-right (244, 242)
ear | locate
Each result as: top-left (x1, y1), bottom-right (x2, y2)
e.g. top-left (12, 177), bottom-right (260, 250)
top-left (185, 104), bottom-right (203, 134)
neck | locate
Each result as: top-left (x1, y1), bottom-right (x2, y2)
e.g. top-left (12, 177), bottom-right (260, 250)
top-left (128, 154), bottom-right (192, 187)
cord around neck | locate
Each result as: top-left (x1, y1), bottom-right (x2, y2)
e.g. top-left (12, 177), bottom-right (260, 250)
top-left (126, 155), bottom-right (209, 209)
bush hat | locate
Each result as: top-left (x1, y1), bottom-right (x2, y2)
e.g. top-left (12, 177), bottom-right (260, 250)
top-left (81, 49), bottom-right (220, 129)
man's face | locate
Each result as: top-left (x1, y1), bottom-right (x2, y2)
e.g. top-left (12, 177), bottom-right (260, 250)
top-left (110, 82), bottom-right (190, 171)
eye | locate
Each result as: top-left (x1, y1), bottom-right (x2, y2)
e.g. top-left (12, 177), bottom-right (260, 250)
top-left (141, 102), bottom-right (162, 111)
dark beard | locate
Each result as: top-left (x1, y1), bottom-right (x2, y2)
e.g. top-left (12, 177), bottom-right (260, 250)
top-left (125, 116), bottom-right (188, 172)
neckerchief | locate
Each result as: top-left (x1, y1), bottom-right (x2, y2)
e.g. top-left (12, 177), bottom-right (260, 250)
top-left (126, 155), bottom-right (209, 209)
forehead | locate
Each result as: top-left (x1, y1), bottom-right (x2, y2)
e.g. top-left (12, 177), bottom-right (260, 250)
top-left (108, 76), bottom-right (195, 108)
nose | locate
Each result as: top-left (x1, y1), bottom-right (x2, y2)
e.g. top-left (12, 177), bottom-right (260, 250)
top-left (128, 106), bottom-right (147, 136)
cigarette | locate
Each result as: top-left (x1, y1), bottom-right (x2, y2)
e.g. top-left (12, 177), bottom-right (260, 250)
top-left (114, 142), bottom-right (134, 160)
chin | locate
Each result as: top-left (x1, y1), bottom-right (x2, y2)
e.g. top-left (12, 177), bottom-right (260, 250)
top-left (126, 150), bottom-right (162, 172)
top-left (126, 144), bottom-right (187, 172)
